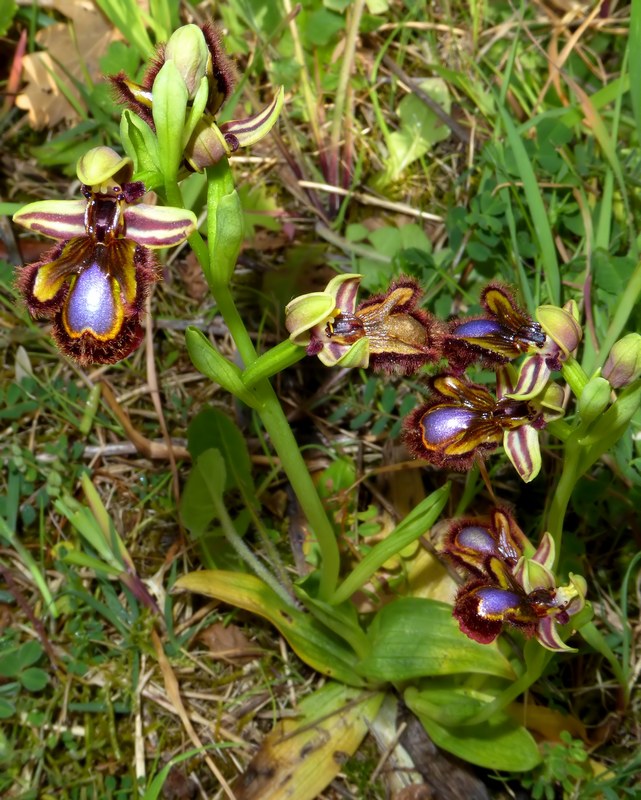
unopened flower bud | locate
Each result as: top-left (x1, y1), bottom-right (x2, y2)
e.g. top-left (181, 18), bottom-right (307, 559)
top-left (185, 116), bottom-right (233, 171)
top-left (602, 333), bottom-right (641, 388)
top-left (165, 24), bottom-right (210, 99)
top-left (578, 375), bottom-right (611, 423)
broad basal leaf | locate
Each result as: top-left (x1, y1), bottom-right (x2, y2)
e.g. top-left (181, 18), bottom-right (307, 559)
top-left (357, 597), bottom-right (515, 682)
top-left (405, 685), bottom-right (541, 772)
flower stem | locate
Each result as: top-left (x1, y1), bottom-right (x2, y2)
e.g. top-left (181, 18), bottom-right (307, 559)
top-left (546, 434), bottom-right (581, 569)
top-left (209, 483), bottom-right (296, 608)
top-left (174, 163), bottom-right (342, 602)
top-left (213, 283), bottom-right (341, 600)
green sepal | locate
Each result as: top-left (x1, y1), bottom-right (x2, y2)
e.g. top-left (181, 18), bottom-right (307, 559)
top-left (182, 75), bottom-right (210, 150)
top-left (152, 59), bottom-right (189, 182)
top-left (120, 110), bottom-right (163, 190)
top-left (173, 570), bottom-right (367, 687)
top-left (185, 327), bottom-right (257, 407)
top-left (577, 374), bottom-right (612, 424)
top-left (241, 339), bottom-right (307, 388)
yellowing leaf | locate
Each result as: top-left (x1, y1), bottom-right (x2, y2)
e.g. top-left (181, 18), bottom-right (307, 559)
top-left (234, 683), bottom-right (384, 800)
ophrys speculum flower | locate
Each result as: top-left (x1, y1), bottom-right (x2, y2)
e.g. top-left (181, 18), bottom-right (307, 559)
top-left (442, 283), bottom-right (546, 373)
top-left (442, 510), bottom-right (587, 652)
top-left (13, 146), bottom-right (196, 366)
top-left (285, 275), bottom-right (439, 374)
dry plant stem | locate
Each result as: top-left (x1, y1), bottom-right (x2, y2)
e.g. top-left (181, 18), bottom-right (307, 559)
top-left (282, 0), bottom-right (325, 154)
top-left (328, 0), bottom-right (364, 192)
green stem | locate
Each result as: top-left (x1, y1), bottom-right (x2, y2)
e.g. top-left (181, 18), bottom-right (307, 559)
top-left (258, 396), bottom-right (340, 600)
top-left (206, 283), bottom-right (340, 600)
top-left (561, 355), bottom-right (589, 398)
top-left (210, 486), bottom-right (295, 608)
top-left (182, 168), bottom-right (342, 600)
top-left (465, 643), bottom-right (551, 726)
top-left (546, 436), bottom-right (581, 569)
top-left (242, 339), bottom-right (307, 388)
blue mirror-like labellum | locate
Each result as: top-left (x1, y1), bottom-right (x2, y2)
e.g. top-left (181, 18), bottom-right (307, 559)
top-left (421, 407), bottom-right (477, 444)
top-left (65, 261), bottom-right (118, 337)
top-left (456, 525), bottom-right (500, 556)
top-left (453, 319), bottom-right (505, 338)
top-left (475, 586), bottom-right (523, 617)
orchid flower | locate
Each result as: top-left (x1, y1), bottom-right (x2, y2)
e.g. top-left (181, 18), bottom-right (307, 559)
top-left (285, 274), bottom-right (439, 374)
top-left (441, 283), bottom-right (546, 373)
top-left (442, 509), bottom-right (587, 652)
top-left (13, 146), bottom-right (196, 365)
top-left (403, 367), bottom-right (563, 481)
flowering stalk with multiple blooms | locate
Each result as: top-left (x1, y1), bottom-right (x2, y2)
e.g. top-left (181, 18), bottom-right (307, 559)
top-left (12, 19), bottom-right (641, 755)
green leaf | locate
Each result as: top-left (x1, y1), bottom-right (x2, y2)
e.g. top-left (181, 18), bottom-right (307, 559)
top-left (405, 685), bottom-right (541, 771)
top-left (174, 571), bottom-right (366, 686)
top-left (331, 484), bottom-right (450, 604)
top-left (357, 598), bottom-right (515, 682)
top-left (187, 407), bottom-right (254, 497)
top-left (385, 80), bottom-right (450, 179)
top-left (499, 105), bottom-right (560, 305)
top-left (0, 0), bottom-right (17, 37)
top-left (0, 698), bottom-right (15, 719)
top-left (180, 449), bottom-right (226, 536)
top-left (99, 40), bottom-right (140, 78)
top-left (295, 574), bottom-right (369, 660)
top-left (20, 667), bottom-right (49, 692)
top-left (0, 640), bottom-right (43, 677)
